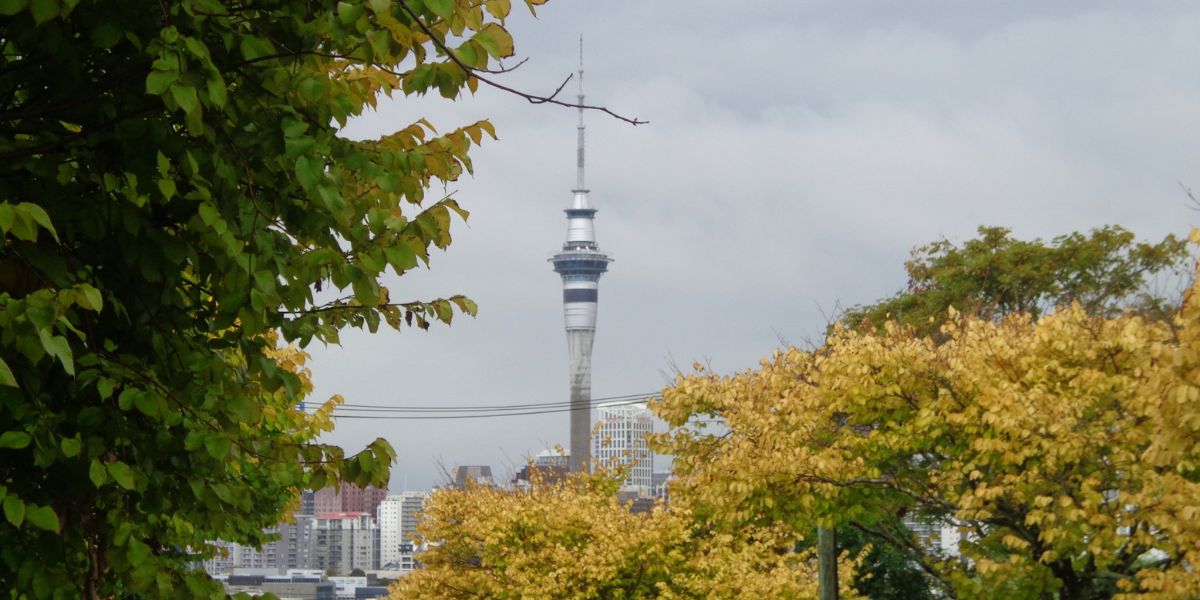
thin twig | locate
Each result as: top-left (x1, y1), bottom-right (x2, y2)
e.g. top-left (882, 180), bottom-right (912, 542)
top-left (395, 0), bottom-right (647, 126)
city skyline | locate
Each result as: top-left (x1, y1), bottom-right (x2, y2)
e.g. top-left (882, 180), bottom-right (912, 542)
top-left (312, 0), bottom-right (1200, 491)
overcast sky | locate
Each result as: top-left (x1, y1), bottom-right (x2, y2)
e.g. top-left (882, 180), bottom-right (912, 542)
top-left (311, 0), bottom-right (1200, 491)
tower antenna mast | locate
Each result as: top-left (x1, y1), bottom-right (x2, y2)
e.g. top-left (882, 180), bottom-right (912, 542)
top-left (575, 36), bottom-right (585, 192)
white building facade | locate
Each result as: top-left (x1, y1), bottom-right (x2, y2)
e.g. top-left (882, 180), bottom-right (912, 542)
top-left (592, 402), bottom-right (654, 495)
top-left (378, 492), bottom-right (426, 572)
top-left (311, 512), bottom-right (376, 575)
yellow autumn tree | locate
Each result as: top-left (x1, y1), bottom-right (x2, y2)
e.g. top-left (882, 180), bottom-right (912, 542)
top-left (389, 470), bottom-right (862, 599)
top-left (653, 233), bottom-right (1200, 600)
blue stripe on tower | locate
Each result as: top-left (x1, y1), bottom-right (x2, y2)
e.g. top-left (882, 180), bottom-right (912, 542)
top-left (563, 289), bottom-right (599, 303)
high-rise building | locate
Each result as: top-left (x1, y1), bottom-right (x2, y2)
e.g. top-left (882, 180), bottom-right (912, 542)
top-left (274, 514), bottom-right (316, 571)
top-left (313, 483), bottom-right (387, 517)
top-left (310, 512), bottom-right (376, 575)
top-left (378, 492), bottom-right (426, 571)
top-left (451, 465), bottom-right (494, 489)
top-left (593, 403), bottom-right (653, 495)
top-left (533, 449), bottom-right (569, 468)
top-left (550, 43), bottom-right (612, 473)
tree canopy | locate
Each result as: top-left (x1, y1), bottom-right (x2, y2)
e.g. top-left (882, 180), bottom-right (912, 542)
top-left (391, 471), bottom-right (864, 600)
top-left (0, 0), bottom-right (538, 596)
top-left (842, 226), bottom-right (1189, 337)
top-left (653, 232), bottom-right (1200, 599)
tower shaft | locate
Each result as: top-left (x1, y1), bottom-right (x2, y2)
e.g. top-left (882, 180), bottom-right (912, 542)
top-left (551, 38), bottom-right (611, 473)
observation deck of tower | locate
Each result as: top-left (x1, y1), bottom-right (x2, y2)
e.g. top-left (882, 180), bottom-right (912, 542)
top-left (550, 40), bottom-right (612, 473)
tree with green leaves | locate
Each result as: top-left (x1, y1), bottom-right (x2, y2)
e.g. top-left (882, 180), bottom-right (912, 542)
top-left (0, 0), bottom-right (555, 596)
top-left (824, 226), bottom-right (1190, 597)
top-left (655, 248), bottom-right (1200, 598)
top-left (842, 226), bottom-right (1189, 337)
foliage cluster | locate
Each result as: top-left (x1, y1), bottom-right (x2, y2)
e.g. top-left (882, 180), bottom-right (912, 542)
top-left (0, 0), bottom-right (538, 595)
top-left (842, 226), bottom-right (1189, 337)
top-left (653, 231), bottom-right (1200, 600)
top-left (391, 471), bottom-right (863, 600)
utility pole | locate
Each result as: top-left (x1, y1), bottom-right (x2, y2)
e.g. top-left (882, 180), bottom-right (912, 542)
top-left (818, 525), bottom-right (838, 600)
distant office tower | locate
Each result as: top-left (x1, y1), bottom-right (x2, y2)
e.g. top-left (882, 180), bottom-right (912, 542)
top-left (313, 483), bottom-right (387, 517)
top-left (397, 492), bottom-right (426, 544)
top-left (533, 448), bottom-right (569, 468)
top-left (652, 471), bottom-right (672, 504)
top-left (905, 515), bottom-right (962, 558)
top-left (512, 448), bottom-right (570, 489)
top-left (452, 465), bottom-right (494, 489)
top-left (378, 492), bottom-right (427, 571)
top-left (274, 513), bottom-right (315, 571)
top-left (550, 45), bottom-right (612, 473)
top-left (593, 403), bottom-right (653, 495)
top-left (310, 512), bottom-right (376, 575)
top-left (299, 489), bottom-right (315, 515)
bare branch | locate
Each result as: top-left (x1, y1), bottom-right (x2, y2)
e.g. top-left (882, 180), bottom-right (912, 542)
top-left (395, 0), bottom-right (647, 126)
top-left (1180, 181), bottom-right (1199, 211)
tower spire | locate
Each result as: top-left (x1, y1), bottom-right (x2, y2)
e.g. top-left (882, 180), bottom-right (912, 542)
top-left (575, 35), bottom-right (586, 193)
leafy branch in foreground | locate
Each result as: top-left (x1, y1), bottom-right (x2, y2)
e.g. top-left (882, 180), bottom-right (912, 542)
top-left (0, 0), bottom-right (591, 596)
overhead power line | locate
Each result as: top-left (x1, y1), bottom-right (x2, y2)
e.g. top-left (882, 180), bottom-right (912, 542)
top-left (305, 392), bottom-right (663, 420)
top-left (330, 392), bottom-right (660, 412)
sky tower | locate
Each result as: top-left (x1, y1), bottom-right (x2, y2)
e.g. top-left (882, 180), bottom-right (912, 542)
top-left (550, 40), bottom-right (612, 473)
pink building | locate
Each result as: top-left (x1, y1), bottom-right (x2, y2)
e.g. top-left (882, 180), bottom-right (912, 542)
top-left (313, 483), bottom-right (388, 517)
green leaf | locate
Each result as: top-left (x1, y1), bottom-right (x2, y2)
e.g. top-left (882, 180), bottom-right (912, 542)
top-left (145, 70), bottom-right (178, 95)
top-left (19, 203), bottom-right (57, 242)
top-left (156, 151), bottom-right (170, 176)
top-left (295, 155), bottom-right (322, 190)
top-left (60, 437), bottom-right (81, 457)
top-left (454, 41), bottom-right (477, 68)
top-left (206, 73), bottom-right (227, 108)
top-left (169, 84), bottom-right (200, 115)
top-left (108, 461), bottom-right (135, 490)
top-left (352, 278), bottom-right (380, 306)
top-left (239, 35), bottom-right (273, 61)
top-left (75, 283), bottom-right (103, 311)
top-left (158, 178), bottom-right (177, 200)
top-left (426, 0), bottom-right (453, 20)
top-left (133, 392), bottom-right (159, 418)
top-left (0, 357), bottom-right (15, 387)
top-left (183, 36), bottom-right (208, 60)
top-left (127, 538), bottom-right (151, 566)
top-left (197, 202), bottom-right (218, 227)
top-left (96, 378), bottom-right (114, 399)
top-left (473, 24), bottom-right (514, 59)
top-left (38, 331), bottom-right (74, 376)
top-left (3, 496), bottom-right (24, 527)
top-left (205, 436), bottom-right (229, 460)
top-left (281, 118), bottom-right (308, 138)
top-left (0, 203), bottom-right (13, 232)
top-left (89, 460), bottom-right (107, 487)
top-left (336, 1), bottom-right (364, 24)
top-left (211, 483), bottom-right (233, 504)
top-left (0, 0), bottom-right (28, 16)
top-left (384, 245), bottom-right (417, 272)
top-left (0, 431), bottom-right (31, 449)
top-left (118, 388), bottom-right (136, 411)
top-left (91, 22), bottom-right (121, 48)
top-left (26, 505), bottom-right (59, 532)
top-left (30, 0), bottom-right (58, 24)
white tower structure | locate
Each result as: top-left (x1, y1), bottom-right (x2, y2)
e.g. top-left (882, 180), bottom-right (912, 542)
top-left (593, 402), bottom-right (653, 494)
top-left (551, 39), bottom-right (612, 473)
